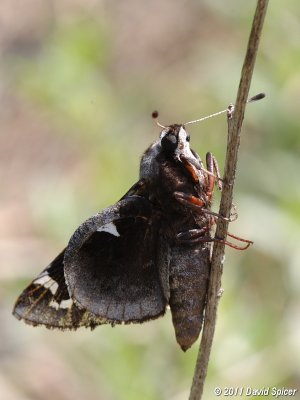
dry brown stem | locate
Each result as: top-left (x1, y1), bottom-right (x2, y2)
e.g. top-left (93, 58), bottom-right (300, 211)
top-left (189, 1), bottom-right (269, 399)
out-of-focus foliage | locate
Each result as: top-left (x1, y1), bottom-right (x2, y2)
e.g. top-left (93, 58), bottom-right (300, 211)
top-left (1, 1), bottom-right (299, 399)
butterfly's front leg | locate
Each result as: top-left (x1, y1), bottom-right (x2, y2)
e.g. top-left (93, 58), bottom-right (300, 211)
top-left (205, 151), bottom-right (222, 200)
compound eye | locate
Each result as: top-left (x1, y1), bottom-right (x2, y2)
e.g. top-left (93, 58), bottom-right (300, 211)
top-left (161, 131), bottom-right (177, 154)
top-left (186, 135), bottom-right (190, 142)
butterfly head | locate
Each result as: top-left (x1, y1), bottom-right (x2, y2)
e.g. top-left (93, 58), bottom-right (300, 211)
top-left (160, 124), bottom-right (192, 161)
top-left (152, 112), bottom-right (191, 160)
top-left (160, 124), bottom-right (192, 164)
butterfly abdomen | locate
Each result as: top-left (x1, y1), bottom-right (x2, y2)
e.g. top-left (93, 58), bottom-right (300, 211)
top-left (169, 245), bottom-right (210, 351)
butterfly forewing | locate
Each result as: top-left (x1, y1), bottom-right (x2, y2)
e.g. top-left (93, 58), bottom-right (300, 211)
top-left (64, 195), bottom-right (169, 322)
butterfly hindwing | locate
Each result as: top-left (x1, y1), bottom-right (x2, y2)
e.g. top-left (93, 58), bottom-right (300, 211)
top-left (13, 250), bottom-right (107, 329)
top-left (64, 194), bottom-right (170, 323)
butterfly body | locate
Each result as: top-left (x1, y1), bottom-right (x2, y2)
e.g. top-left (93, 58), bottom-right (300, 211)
top-left (13, 123), bottom-right (217, 351)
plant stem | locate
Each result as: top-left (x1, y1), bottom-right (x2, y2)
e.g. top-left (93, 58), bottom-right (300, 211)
top-left (189, 1), bottom-right (269, 399)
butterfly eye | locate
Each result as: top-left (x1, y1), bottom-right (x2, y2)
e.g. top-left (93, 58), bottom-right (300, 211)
top-left (186, 135), bottom-right (190, 142)
top-left (161, 131), bottom-right (177, 154)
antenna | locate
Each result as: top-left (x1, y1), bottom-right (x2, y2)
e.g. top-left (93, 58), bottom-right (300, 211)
top-left (152, 111), bottom-right (167, 129)
top-left (184, 92), bottom-right (266, 126)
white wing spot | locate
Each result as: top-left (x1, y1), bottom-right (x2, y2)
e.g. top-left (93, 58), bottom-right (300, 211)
top-left (34, 275), bottom-right (59, 295)
top-left (49, 299), bottom-right (73, 310)
top-left (97, 222), bottom-right (120, 237)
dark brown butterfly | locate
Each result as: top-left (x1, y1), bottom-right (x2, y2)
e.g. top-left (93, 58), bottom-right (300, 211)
top-left (13, 110), bottom-right (254, 350)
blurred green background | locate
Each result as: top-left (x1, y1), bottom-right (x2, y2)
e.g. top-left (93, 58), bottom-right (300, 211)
top-left (1, 1), bottom-right (300, 399)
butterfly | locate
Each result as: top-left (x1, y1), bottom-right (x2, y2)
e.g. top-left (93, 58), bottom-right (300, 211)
top-left (13, 113), bottom-right (252, 351)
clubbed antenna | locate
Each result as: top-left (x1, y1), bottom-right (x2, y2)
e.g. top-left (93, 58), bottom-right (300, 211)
top-left (184, 92), bottom-right (266, 126)
top-left (152, 111), bottom-right (167, 129)
top-left (247, 92), bottom-right (265, 102)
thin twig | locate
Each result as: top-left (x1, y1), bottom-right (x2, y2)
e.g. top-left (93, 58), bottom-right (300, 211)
top-left (189, 1), bottom-right (269, 399)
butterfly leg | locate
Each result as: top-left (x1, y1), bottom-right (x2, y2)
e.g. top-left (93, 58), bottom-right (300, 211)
top-left (205, 152), bottom-right (223, 200)
top-left (177, 227), bottom-right (210, 242)
top-left (175, 192), bottom-right (252, 250)
top-left (177, 228), bottom-right (252, 250)
top-left (174, 192), bottom-right (232, 222)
